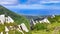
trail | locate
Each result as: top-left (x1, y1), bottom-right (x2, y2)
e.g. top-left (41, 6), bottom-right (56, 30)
top-left (53, 26), bottom-right (60, 34)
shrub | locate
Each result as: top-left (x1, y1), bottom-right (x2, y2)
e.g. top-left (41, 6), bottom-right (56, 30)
top-left (33, 23), bottom-right (47, 30)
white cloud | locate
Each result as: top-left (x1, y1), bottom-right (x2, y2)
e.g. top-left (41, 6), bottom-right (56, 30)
top-left (3, 4), bottom-right (60, 9)
top-left (40, 1), bottom-right (60, 4)
top-left (3, 4), bottom-right (47, 9)
top-left (26, 0), bottom-right (60, 4)
top-left (0, 0), bottom-right (18, 5)
top-left (1, 0), bottom-right (60, 9)
top-left (1, 0), bottom-right (60, 5)
top-left (17, 4), bottom-right (46, 9)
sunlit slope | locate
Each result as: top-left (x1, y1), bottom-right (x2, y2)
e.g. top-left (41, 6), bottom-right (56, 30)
top-left (0, 5), bottom-right (30, 29)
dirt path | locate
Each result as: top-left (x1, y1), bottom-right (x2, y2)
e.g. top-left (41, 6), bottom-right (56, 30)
top-left (53, 26), bottom-right (60, 34)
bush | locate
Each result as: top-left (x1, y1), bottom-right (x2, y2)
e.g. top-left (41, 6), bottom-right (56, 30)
top-left (33, 23), bottom-right (47, 30)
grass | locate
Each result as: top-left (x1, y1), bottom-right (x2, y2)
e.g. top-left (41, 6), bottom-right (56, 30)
top-left (0, 5), bottom-right (60, 34)
top-left (32, 22), bottom-right (60, 34)
top-left (31, 15), bottom-right (60, 34)
top-left (0, 24), bottom-right (5, 32)
top-left (32, 30), bottom-right (53, 34)
top-left (0, 5), bottom-right (30, 30)
top-left (1, 22), bottom-right (59, 34)
top-left (0, 17), bottom-right (60, 34)
top-left (0, 22), bottom-right (31, 34)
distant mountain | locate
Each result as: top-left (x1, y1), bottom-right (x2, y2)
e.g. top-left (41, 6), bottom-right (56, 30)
top-left (24, 15), bottom-right (48, 20)
top-left (0, 5), bottom-right (30, 29)
top-left (24, 15), bottom-right (60, 23)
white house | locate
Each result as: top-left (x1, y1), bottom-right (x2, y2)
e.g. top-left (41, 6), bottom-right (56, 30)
top-left (20, 23), bottom-right (29, 32)
top-left (39, 18), bottom-right (50, 23)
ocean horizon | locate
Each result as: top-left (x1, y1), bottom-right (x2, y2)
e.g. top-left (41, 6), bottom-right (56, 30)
top-left (9, 9), bottom-right (60, 16)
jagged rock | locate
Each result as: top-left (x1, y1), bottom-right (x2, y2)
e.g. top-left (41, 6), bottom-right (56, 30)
top-left (0, 14), bottom-right (14, 24)
top-left (20, 23), bottom-right (29, 32)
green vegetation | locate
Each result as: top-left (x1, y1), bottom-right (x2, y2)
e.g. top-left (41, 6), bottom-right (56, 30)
top-left (32, 23), bottom-right (60, 34)
top-left (0, 5), bottom-right (30, 29)
top-left (33, 23), bottom-right (47, 30)
top-left (0, 5), bottom-right (31, 34)
top-left (0, 24), bottom-right (5, 32)
top-left (1, 5), bottom-right (60, 34)
top-left (32, 15), bottom-right (60, 34)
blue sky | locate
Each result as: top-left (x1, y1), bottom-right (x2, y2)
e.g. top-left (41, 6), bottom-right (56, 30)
top-left (0, 0), bottom-right (60, 16)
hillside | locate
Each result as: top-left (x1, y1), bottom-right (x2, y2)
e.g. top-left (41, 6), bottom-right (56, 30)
top-left (31, 15), bottom-right (60, 34)
top-left (1, 5), bottom-right (60, 34)
top-left (0, 5), bottom-right (30, 29)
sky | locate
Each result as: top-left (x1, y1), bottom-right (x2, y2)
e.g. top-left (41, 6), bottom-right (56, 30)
top-left (0, 0), bottom-right (60, 16)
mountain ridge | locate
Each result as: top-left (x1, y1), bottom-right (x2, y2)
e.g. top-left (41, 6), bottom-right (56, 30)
top-left (0, 5), bottom-right (30, 29)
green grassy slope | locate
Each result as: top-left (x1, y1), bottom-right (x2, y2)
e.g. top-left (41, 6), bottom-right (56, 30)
top-left (32, 15), bottom-right (60, 34)
top-left (0, 5), bottom-right (30, 29)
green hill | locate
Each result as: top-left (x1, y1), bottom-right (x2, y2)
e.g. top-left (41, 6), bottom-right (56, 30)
top-left (0, 5), bottom-right (30, 29)
top-left (1, 5), bottom-right (60, 34)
